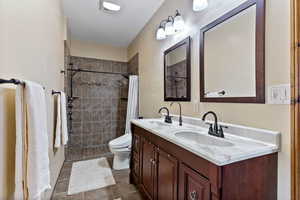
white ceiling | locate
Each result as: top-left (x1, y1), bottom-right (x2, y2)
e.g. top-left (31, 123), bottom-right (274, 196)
top-left (63, 0), bottom-right (165, 47)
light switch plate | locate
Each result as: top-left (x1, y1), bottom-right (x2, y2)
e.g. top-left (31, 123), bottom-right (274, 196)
top-left (267, 84), bottom-right (291, 104)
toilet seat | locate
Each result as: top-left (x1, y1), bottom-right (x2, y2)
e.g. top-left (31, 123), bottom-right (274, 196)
top-left (109, 134), bottom-right (131, 149)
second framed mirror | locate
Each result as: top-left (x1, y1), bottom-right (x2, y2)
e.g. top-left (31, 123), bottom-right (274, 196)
top-left (164, 37), bottom-right (191, 101)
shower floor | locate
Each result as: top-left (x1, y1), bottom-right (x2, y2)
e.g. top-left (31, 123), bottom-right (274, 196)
top-left (51, 155), bottom-right (143, 200)
top-left (65, 145), bottom-right (111, 161)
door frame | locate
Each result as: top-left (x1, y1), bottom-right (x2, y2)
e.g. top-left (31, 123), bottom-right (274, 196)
top-left (292, 0), bottom-right (300, 199)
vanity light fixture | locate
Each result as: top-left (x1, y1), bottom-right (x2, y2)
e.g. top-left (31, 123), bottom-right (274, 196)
top-left (165, 16), bottom-right (176, 36)
top-left (173, 10), bottom-right (185, 31)
top-left (193, 0), bottom-right (208, 12)
top-left (156, 10), bottom-right (185, 40)
top-left (156, 23), bottom-right (167, 40)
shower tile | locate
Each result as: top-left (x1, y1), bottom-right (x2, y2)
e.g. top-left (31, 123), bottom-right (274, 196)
top-left (69, 135), bottom-right (82, 146)
top-left (71, 122), bottom-right (82, 135)
top-left (82, 122), bottom-right (104, 134)
top-left (72, 98), bottom-right (82, 110)
top-left (84, 185), bottom-right (119, 200)
top-left (72, 111), bottom-right (82, 122)
top-left (53, 180), bottom-right (68, 194)
top-left (112, 61), bottom-right (122, 73)
top-left (102, 60), bottom-right (113, 72)
top-left (121, 62), bottom-right (128, 73)
top-left (102, 109), bottom-right (112, 121)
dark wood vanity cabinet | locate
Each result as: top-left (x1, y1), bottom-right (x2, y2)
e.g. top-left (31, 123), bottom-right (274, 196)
top-left (138, 136), bottom-right (179, 200)
top-left (155, 147), bottom-right (178, 200)
top-left (130, 124), bottom-right (278, 200)
top-left (179, 164), bottom-right (210, 200)
top-left (140, 138), bottom-right (155, 199)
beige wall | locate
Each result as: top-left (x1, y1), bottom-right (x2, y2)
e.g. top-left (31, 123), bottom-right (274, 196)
top-left (0, 0), bottom-right (65, 199)
top-left (70, 39), bottom-right (128, 62)
top-left (128, 0), bottom-right (292, 199)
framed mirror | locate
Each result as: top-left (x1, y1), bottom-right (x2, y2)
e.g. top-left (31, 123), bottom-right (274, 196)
top-left (164, 37), bottom-right (191, 101)
top-left (200, 0), bottom-right (265, 103)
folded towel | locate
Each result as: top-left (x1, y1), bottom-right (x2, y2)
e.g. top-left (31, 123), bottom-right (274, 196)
top-left (15, 81), bottom-right (51, 200)
top-left (14, 85), bottom-right (26, 200)
top-left (54, 92), bottom-right (68, 148)
top-left (60, 92), bottom-right (68, 145)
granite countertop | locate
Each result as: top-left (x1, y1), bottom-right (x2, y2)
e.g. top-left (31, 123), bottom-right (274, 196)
top-left (131, 117), bottom-right (281, 166)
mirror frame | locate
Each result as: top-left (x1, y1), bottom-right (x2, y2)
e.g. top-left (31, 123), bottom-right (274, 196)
top-left (164, 36), bottom-right (191, 102)
top-left (199, 0), bottom-right (265, 103)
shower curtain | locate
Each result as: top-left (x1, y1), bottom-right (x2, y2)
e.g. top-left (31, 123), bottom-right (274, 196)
top-left (125, 75), bottom-right (139, 135)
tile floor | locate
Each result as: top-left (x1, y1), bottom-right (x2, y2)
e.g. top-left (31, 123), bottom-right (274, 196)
top-left (51, 155), bottom-right (143, 200)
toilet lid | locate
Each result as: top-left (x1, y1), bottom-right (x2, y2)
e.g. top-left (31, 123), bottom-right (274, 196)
top-left (109, 134), bottom-right (132, 148)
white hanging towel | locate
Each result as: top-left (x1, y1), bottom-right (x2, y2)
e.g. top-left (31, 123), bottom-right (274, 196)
top-left (54, 92), bottom-right (68, 148)
top-left (14, 85), bottom-right (26, 200)
top-left (15, 81), bottom-right (51, 200)
top-left (125, 75), bottom-right (139, 135)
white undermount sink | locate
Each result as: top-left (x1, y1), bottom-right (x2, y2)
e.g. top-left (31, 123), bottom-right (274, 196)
top-left (174, 131), bottom-right (234, 147)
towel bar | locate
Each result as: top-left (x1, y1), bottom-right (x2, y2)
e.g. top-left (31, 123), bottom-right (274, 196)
top-left (0, 78), bottom-right (25, 86)
top-left (52, 90), bottom-right (61, 95)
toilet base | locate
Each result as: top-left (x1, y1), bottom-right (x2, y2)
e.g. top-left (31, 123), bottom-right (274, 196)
top-left (112, 153), bottom-right (130, 170)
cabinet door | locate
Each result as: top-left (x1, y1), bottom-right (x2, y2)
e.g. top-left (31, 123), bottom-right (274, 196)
top-left (179, 163), bottom-right (210, 200)
top-left (131, 134), bottom-right (140, 181)
top-left (141, 137), bottom-right (155, 200)
top-left (155, 148), bottom-right (178, 200)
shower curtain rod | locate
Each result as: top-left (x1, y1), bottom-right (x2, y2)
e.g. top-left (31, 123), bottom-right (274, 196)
top-left (65, 68), bottom-right (129, 79)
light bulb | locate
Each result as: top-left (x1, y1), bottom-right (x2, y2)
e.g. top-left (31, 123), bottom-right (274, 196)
top-left (156, 26), bottom-right (166, 40)
top-left (193, 0), bottom-right (208, 12)
top-left (165, 19), bottom-right (175, 36)
top-left (174, 11), bottom-right (185, 31)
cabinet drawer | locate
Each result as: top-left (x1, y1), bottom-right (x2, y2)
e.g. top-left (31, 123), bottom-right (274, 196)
top-left (179, 163), bottom-right (210, 200)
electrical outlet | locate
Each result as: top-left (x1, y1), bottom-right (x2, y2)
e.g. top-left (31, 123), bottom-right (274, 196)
top-left (268, 84), bottom-right (290, 104)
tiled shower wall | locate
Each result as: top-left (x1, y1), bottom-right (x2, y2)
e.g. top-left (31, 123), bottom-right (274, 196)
top-left (166, 60), bottom-right (187, 98)
top-left (65, 56), bottom-right (136, 161)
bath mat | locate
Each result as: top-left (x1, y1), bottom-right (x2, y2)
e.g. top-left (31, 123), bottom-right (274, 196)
top-left (68, 158), bottom-right (116, 195)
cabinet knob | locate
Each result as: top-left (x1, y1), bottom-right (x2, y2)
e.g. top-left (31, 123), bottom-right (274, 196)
top-left (190, 191), bottom-right (198, 200)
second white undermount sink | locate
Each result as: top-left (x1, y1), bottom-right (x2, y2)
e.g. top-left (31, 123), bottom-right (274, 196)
top-left (174, 131), bottom-right (234, 147)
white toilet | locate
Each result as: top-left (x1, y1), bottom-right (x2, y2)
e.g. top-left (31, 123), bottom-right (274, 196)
top-left (109, 134), bottom-right (132, 170)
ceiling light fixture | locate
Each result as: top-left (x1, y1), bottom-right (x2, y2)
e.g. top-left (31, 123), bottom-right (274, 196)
top-left (193, 0), bottom-right (208, 12)
top-left (156, 10), bottom-right (185, 40)
top-left (102, 1), bottom-right (121, 12)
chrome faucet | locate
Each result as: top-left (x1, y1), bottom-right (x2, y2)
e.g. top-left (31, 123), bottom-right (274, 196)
top-left (202, 111), bottom-right (227, 138)
top-left (158, 107), bottom-right (172, 123)
top-left (170, 102), bottom-right (182, 126)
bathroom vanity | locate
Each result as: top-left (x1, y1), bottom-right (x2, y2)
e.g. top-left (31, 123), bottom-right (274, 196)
top-left (130, 118), bottom-right (280, 200)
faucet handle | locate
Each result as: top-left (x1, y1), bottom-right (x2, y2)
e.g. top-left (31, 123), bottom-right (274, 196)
top-left (218, 125), bottom-right (228, 137)
top-left (165, 115), bottom-right (173, 124)
top-left (205, 122), bottom-right (213, 126)
top-left (205, 122), bottom-right (214, 133)
top-left (219, 125), bottom-right (228, 130)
